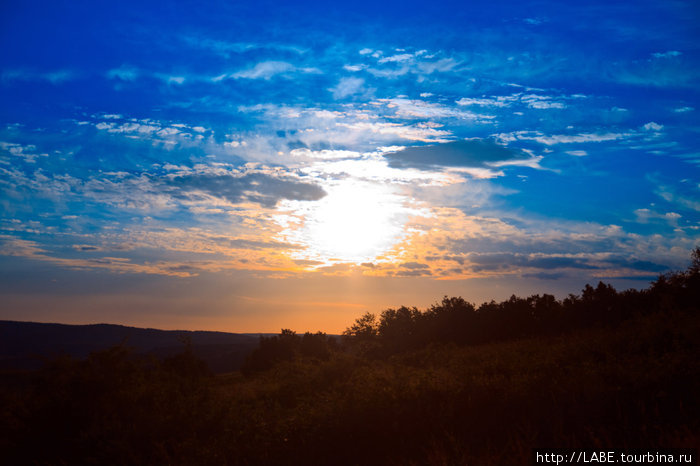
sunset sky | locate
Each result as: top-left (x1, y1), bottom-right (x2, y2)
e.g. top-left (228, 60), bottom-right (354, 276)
top-left (1, 1), bottom-right (699, 333)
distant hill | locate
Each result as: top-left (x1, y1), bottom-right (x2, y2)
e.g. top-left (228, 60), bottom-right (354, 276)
top-left (0, 320), bottom-right (265, 373)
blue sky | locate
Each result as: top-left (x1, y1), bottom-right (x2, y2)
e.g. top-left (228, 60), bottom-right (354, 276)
top-left (1, 0), bottom-right (699, 332)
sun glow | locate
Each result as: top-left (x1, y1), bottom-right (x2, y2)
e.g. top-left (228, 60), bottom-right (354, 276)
top-left (280, 180), bottom-right (410, 264)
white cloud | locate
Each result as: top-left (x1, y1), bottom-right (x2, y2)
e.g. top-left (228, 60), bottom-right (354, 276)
top-left (167, 76), bottom-right (185, 85)
top-left (0, 141), bottom-right (48, 163)
top-left (337, 121), bottom-right (452, 143)
top-left (224, 140), bottom-right (246, 149)
top-left (181, 36), bottom-right (308, 58)
top-left (652, 51), bottom-right (682, 59)
top-left (231, 61), bottom-right (320, 80)
top-left (520, 94), bottom-right (566, 109)
top-left (488, 155), bottom-right (544, 170)
top-left (415, 57), bottom-right (459, 75)
top-left (1, 68), bottom-right (77, 84)
top-left (642, 122), bottom-right (663, 131)
top-left (44, 70), bottom-right (76, 83)
top-left (329, 77), bottom-right (367, 99)
top-left (655, 184), bottom-right (700, 211)
top-left (232, 61), bottom-right (294, 79)
top-left (613, 52), bottom-right (697, 87)
top-left (106, 66), bottom-right (140, 81)
top-left (230, 103), bottom-right (460, 152)
top-left (290, 148), bottom-right (361, 160)
top-left (365, 68), bottom-right (409, 79)
top-left (89, 115), bottom-right (218, 147)
top-left (456, 97), bottom-right (510, 107)
top-left (375, 98), bottom-right (489, 120)
top-left (301, 155), bottom-right (451, 186)
top-left (362, 48), bottom-right (460, 80)
top-left (343, 64), bottom-right (367, 72)
top-left (634, 208), bottom-right (681, 226)
top-left (457, 93), bottom-right (570, 109)
top-left (446, 166), bottom-right (504, 179)
top-left (378, 53), bottom-right (414, 64)
top-left (524, 17), bottom-right (546, 25)
top-left (95, 121), bottom-right (160, 134)
top-left (496, 130), bottom-right (630, 145)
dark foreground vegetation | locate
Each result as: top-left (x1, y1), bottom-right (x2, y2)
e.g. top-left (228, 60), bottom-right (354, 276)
top-left (2, 250), bottom-right (699, 465)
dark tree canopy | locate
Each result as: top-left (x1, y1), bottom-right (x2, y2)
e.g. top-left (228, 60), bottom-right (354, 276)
top-left (338, 247), bottom-right (700, 357)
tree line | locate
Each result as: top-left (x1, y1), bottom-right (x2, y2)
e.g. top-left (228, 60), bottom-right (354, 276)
top-left (242, 247), bottom-right (700, 372)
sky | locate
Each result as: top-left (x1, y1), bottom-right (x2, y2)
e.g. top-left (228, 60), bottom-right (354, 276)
top-left (1, 0), bottom-right (699, 333)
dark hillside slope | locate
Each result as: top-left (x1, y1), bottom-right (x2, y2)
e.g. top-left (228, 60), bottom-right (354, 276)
top-left (0, 320), bottom-right (260, 373)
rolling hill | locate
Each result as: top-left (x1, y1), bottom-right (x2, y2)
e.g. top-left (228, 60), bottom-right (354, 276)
top-left (0, 320), bottom-right (263, 373)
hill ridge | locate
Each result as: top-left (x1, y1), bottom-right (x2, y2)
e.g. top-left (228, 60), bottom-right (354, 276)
top-left (0, 319), bottom-right (263, 373)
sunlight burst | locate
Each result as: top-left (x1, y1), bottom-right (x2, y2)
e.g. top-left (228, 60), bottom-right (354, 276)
top-left (280, 181), bottom-right (409, 264)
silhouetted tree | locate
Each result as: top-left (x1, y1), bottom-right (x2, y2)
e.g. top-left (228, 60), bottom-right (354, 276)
top-left (242, 329), bottom-right (338, 375)
top-left (425, 296), bottom-right (477, 344)
top-left (300, 331), bottom-right (335, 359)
top-left (528, 293), bottom-right (562, 334)
top-left (342, 312), bottom-right (381, 355)
top-left (377, 306), bottom-right (422, 353)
